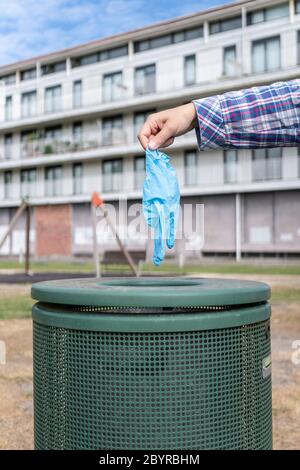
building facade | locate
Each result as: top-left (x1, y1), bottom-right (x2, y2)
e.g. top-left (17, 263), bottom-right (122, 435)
top-left (0, 0), bottom-right (300, 260)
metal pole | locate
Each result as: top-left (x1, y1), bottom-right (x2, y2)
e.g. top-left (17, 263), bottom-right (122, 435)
top-left (235, 193), bottom-right (241, 262)
top-left (25, 205), bottom-right (31, 275)
top-left (91, 203), bottom-right (101, 278)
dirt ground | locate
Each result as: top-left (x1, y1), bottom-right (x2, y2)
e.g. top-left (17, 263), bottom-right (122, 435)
top-left (0, 300), bottom-right (299, 450)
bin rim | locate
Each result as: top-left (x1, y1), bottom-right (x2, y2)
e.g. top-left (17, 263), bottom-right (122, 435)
top-left (31, 276), bottom-right (270, 308)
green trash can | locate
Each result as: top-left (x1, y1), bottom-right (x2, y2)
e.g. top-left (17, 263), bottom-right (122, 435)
top-left (31, 277), bottom-right (272, 450)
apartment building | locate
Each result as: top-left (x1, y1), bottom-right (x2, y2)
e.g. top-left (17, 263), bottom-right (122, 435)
top-left (0, 0), bottom-right (299, 259)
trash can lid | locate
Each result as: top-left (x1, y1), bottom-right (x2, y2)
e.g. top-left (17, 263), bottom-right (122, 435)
top-left (31, 277), bottom-right (270, 308)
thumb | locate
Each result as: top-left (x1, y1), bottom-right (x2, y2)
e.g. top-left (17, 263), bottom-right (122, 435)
top-left (149, 124), bottom-right (174, 150)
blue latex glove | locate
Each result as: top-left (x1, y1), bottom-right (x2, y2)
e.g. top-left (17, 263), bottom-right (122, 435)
top-left (143, 147), bottom-right (180, 266)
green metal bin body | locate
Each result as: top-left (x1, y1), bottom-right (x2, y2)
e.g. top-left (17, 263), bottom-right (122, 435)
top-left (31, 277), bottom-right (272, 450)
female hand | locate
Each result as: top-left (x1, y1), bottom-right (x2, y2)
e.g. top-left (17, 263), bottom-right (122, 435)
top-left (138, 102), bottom-right (197, 150)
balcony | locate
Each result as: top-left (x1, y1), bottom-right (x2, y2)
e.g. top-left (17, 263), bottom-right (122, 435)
top-left (1, 64), bottom-right (299, 130)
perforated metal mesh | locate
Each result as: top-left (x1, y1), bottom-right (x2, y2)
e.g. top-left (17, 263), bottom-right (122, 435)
top-left (33, 319), bottom-right (272, 450)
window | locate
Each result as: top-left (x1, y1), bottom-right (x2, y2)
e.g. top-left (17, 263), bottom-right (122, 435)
top-left (4, 171), bottom-right (13, 199)
top-left (41, 61), bottom-right (66, 75)
top-left (223, 45), bottom-right (237, 77)
top-left (184, 150), bottom-right (198, 186)
top-left (224, 150), bottom-right (238, 183)
top-left (252, 148), bottom-right (282, 181)
top-left (252, 36), bottom-right (280, 73)
top-left (298, 31), bottom-right (300, 65)
top-left (72, 122), bottom-right (82, 143)
top-left (247, 3), bottom-right (289, 25)
top-left (21, 68), bottom-right (37, 81)
top-left (102, 159), bottom-right (123, 192)
top-left (44, 85), bottom-right (62, 113)
top-left (102, 115), bottom-right (124, 145)
top-left (45, 166), bottom-right (63, 196)
top-left (4, 134), bottom-right (12, 160)
top-left (184, 55), bottom-right (196, 86)
top-left (134, 26), bottom-right (203, 53)
top-left (296, 0), bottom-right (300, 14)
top-left (73, 80), bottom-right (82, 108)
top-left (73, 163), bottom-right (83, 195)
top-left (209, 15), bottom-right (242, 35)
top-left (5, 96), bottom-right (12, 121)
top-left (20, 168), bottom-right (37, 197)
top-left (134, 156), bottom-right (145, 189)
top-left (44, 126), bottom-right (62, 154)
top-left (133, 110), bottom-right (155, 140)
top-left (135, 64), bottom-right (156, 95)
top-left (103, 71), bottom-right (123, 102)
top-left (21, 90), bottom-right (37, 118)
top-left (20, 129), bottom-right (39, 158)
top-left (71, 45), bottom-right (128, 68)
top-left (0, 74), bottom-right (16, 85)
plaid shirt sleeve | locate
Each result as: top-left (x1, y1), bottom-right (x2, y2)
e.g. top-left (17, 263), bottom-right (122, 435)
top-left (193, 79), bottom-right (300, 150)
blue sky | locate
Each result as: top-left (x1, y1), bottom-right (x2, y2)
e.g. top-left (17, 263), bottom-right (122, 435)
top-left (0, 0), bottom-right (233, 66)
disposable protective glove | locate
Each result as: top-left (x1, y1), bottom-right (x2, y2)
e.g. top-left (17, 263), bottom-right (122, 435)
top-left (143, 147), bottom-right (180, 266)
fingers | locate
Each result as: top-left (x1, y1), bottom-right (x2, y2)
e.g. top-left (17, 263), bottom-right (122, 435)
top-left (138, 120), bottom-right (152, 150)
top-left (148, 124), bottom-right (175, 150)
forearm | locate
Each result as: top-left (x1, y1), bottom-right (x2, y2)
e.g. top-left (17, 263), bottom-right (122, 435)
top-left (193, 79), bottom-right (300, 150)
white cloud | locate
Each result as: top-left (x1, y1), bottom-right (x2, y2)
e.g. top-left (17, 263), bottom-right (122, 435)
top-left (0, 0), bottom-right (231, 66)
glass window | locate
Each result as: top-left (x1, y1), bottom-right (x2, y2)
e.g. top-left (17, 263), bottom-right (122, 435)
top-left (184, 150), bottom-right (198, 186)
top-left (73, 80), bottom-right (82, 108)
top-left (135, 64), bottom-right (156, 95)
top-left (71, 45), bottom-right (128, 68)
top-left (247, 3), bottom-right (289, 24)
top-left (134, 26), bottom-right (203, 52)
top-left (252, 36), bottom-right (280, 73)
top-left (41, 61), bottom-right (66, 75)
top-left (5, 96), bottom-right (12, 121)
top-left (20, 129), bottom-right (39, 158)
top-left (224, 150), bottom-right (238, 183)
top-left (45, 166), bottom-right (62, 196)
top-left (103, 71), bottom-right (123, 102)
top-left (44, 126), bottom-right (62, 154)
top-left (252, 148), bottom-right (282, 181)
top-left (4, 134), bottom-right (12, 160)
top-left (296, 0), bottom-right (300, 14)
top-left (223, 45), bottom-right (237, 77)
top-left (209, 15), bottom-right (242, 35)
top-left (134, 156), bottom-right (145, 189)
top-left (0, 74), bottom-right (16, 86)
top-left (4, 171), bottom-right (13, 199)
top-left (184, 55), bottom-right (196, 86)
top-left (21, 68), bottom-right (37, 81)
top-left (21, 90), bottom-right (37, 118)
top-left (73, 163), bottom-right (83, 195)
top-left (102, 115), bottom-right (123, 145)
top-left (20, 168), bottom-right (37, 197)
top-left (133, 109), bottom-right (155, 140)
top-left (102, 159), bottom-right (123, 192)
top-left (72, 122), bottom-right (82, 143)
top-left (44, 85), bottom-right (62, 113)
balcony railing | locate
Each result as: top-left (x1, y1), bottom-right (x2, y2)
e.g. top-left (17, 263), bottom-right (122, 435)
top-left (0, 128), bottom-right (195, 160)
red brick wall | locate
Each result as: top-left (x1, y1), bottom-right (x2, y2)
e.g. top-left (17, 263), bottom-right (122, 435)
top-left (35, 204), bottom-right (72, 257)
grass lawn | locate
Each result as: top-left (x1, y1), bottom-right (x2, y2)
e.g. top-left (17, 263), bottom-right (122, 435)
top-left (1, 259), bottom-right (300, 275)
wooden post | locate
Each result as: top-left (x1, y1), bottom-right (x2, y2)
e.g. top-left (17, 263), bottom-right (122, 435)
top-left (91, 192), bottom-right (139, 278)
top-left (25, 205), bottom-right (31, 275)
top-left (91, 202), bottom-right (101, 278)
top-left (0, 201), bottom-right (28, 251)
